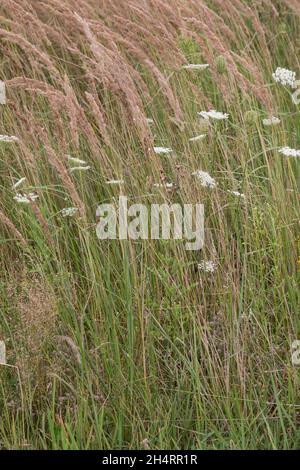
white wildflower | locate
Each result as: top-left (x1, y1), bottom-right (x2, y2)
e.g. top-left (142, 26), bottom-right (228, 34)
top-left (14, 192), bottom-right (39, 204)
top-left (146, 118), bottom-right (154, 124)
top-left (198, 260), bottom-right (217, 273)
top-left (153, 147), bottom-right (172, 154)
top-left (106, 179), bottom-right (124, 185)
top-left (278, 146), bottom-right (300, 157)
top-left (0, 81), bottom-right (6, 105)
top-left (228, 190), bottom-right (245, 199)
top-left (272, 67), bottom-right (296, 88)
top-left (192, 170), bottom-right (217, 188)
top-left (0, 134), bottom-right (19, 142)
top-left (189, 134), bottom-right (207, 142)
top-left (0, 341), bottom-right (6, 365)
top-left (182, 64), bottom-right (209, 70)
top-left (198, 110), bottom-right (229, 120)
top-left (12, 177), bottom-right (26, 190)
top-left (61, 207), bottom-right (78, 217)
top-left (67, 155), bottom-right (88, 165)
top-left (70, 166), bottom-right (91, 172)
top-left (262, 116), bottom-right (281, 126)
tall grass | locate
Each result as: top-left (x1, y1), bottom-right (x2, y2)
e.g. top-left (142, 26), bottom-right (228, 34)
top-left (0, 0), bottom-right (299, 449)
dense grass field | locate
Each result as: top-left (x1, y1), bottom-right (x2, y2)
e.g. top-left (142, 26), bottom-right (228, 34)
top-left (0, 0), bottom-right (299, 450)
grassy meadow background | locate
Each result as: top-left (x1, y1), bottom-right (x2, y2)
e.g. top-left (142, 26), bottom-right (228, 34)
top-left (0, 0), bottom-right (299, 449)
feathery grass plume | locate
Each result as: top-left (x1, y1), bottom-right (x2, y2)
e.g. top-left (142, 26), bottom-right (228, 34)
top-left (0, 208), bottom-right (27, 246)
top-left (85, 92), bottom-right (110, 145)
top-left (55, 336), bottom-right (82, 366)
top-left (41, 131), bottom-right (86, 218)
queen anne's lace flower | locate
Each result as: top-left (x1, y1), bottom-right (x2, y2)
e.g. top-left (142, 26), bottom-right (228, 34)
top-left (61, 207), bottom-right (78, 217)
top-left (272, 67), bottom-right (296, 88)
top-left (0, 134), bottom-right (19, 142)
top-left (198, 110), bottom-right (229, 120)
top-left (262, 116), bottom-right (281, 126)
top-left (14, 192), bottom-right (39, 203)
top-left (278, 146), bottom-right (300, 157)
top-left (153, 147), bottom-right (172, 154)
top-left (198, 260), bottom-right (217, 273)
top-left (192, 170), bottom-right (217, 188)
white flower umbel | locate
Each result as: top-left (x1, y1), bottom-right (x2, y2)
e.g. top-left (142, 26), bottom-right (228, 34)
top-left (12, 177), bottom-right (26, 190)
top-left (272, 67), bottom-right (296, 88)
top-left (146, 118), bottom-right (154, 124)
top-left (198, 260), bottom-right (217, 273)
top-left (278, 146), bottom-right (300, 157)
top-left (106, 179), bottom-right (124, 185)
top-left (263, 116), bottom-right (281, 126)
top-left (14, 192), bottom-right (39, 204)
top-left (153, 147), bottom-right (173, 154)
top-left (61, 207), bottom-right (78, 217)
top-left (192, 170), bottom-right (217, 188)
top-left (0, 341), bottom-right (6, 365)
top-left (198, 110), bottom-right (229, 120)
top-left (182, 64), bottom-right (209, 70)
top-left (227, 190), bottom-right (245, 199)
top-left (189, 134), bottom-right (207, 142)
top-left (0, 81), bottom-right (6, 105)
top-left (67, 155), bottom-right (88, 165)
top-left (0, 134), bottom-right (19, 142)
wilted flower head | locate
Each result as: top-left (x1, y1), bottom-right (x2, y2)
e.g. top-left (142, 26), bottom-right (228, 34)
top-left (0, 340), bottom-right (6, 365)
top-left (67, 155), bottom-right (88, 165)
top-left (198, 260), bottom-right (217, 273)
top-left (106, 179), bottom-right (124, 185)
top-left (192, 170), bottom-right (217, 188)
top-left (272, 67), bottom-right (296, 87)
top-left (12, 177), bottom-right (26, 190)
top-left (189, 134), bottom-right (207, 142)
top-left (0, 134), bottom-right (19, 142)
top-left (198, 110), bottom-right (229, 120)
top-left (263, 116), bottom-right (281, 126)
top-left (153, 146), bottom-right (172, 154)
top-left (70, 166), bottom-right (91, 172)
top-left (61, 207), bottom-right (78, 217)
top-left (278, 146), bottom-right (300, 157)
top-left (182, 63), bottom-right (209, 70)
top-left (0, 81), bottom-right (6, 105)
top-left (14, 192), bottom-right (39, 203)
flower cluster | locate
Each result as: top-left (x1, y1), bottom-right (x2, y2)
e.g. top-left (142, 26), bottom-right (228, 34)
top-left (262, 116), bottom-right (281, 126)
top-left (61, 207), bottom-right (78, 217)
top-left (192, 170), bottom-right (217, 188)
top-left (198, 260), bottom-right (217, 273)
top-left (198, 110), bottom-right (229, 120)
top-left (278, 146), bottom-right (300, 157)
top-left (14, 192), bottom-right (39, 203)
top-left (272, 67), bottom-right (296, 88)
